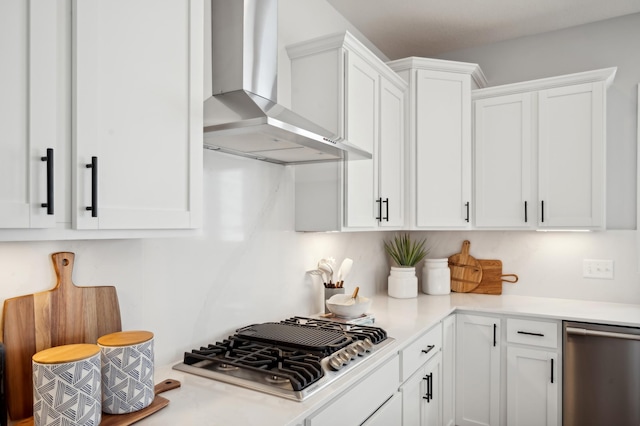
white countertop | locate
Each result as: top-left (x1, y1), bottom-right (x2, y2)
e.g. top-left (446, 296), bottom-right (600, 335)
top-left (134, 294), bottom-right (640, 426)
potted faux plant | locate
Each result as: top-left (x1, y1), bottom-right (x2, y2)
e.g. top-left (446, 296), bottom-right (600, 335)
top-left (384, 233), bottom-right (429, 298)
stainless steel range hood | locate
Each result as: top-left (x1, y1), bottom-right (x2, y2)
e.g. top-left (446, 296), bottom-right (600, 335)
top-left (205, 0), bottom-right (371, 165)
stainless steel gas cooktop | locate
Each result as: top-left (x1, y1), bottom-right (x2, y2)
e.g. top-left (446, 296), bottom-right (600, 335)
top-left (173, 316), bottom-right (394, 401)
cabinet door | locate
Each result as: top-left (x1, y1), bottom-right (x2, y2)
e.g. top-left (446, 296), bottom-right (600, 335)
top-left (507, 347), bottom-right (558, 426)
top-left (344, 51), bottom-right (379, 228)
top-left (401, 352), bottom-right (441, 426)
top-left (456, 314), bottom-right (500, 426)
top-left (378, 77), bottom-right (405, 228)
top-left (538, 82), bottom-right (605, 229)
top-left (442, 315), bottom-right (456, 426)
top-left (0, 0), bottom-right (57, 228)
top-left (73, 0), bottom-right (202, 230)
top-left (474, 93), bottom-right (534, 228)
top-left (414, 69), bottom-right (471, 228)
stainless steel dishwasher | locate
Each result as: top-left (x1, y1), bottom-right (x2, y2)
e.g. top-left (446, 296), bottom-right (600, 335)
top-left (563, 321), bottom-right (640, 426)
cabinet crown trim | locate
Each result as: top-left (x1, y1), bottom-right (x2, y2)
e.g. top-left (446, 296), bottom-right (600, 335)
top-left (286, 31), bottom-right (407, 89)
top-left (472, 67), bottom-right (617, 99)
top-left (387, 56), bottom-right (488, 89)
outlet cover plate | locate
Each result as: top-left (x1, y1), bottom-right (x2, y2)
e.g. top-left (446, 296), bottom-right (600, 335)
top-left (583, 259), bottom-right (614, 279)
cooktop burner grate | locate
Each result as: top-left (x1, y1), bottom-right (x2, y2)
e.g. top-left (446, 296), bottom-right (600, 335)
top-left (183, 338), bottom-right (324, 391)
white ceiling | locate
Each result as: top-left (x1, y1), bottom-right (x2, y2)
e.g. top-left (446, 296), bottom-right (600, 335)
top-left (326, 0), bottom-right (640, 59)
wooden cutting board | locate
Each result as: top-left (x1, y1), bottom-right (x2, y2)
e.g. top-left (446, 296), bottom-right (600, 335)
top-left (14, 379), bottom-right (181, 426)
top-left (470, 259), bottom-right (518, 295)
top-left (448, 240), bottom-right (483, 292)
top-left (2, 252), bottom-right (122, 421)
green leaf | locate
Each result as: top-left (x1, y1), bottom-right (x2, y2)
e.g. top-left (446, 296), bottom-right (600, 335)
top-left (383, 233), bottom-right (429, 267)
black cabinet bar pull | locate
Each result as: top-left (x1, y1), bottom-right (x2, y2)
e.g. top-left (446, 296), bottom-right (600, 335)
top-left (517, 331), bottom-right (544, 337)
top-left (551, 358), bottom-right (554, 384)
top-left (422, 373), bottom-right (433, 402)
top-left (40, 148), bottom-right (54, 215)
top-left (85, 156), bottom-right (98, 218)
top-left (422, 345), bottom-right (435, 355)
top-left (375, 198), bottom-right (382, 222)
top-left (493, 323), bottom-right (497, 347)
top-left (465, 201), bottom-right (470, 222)
top-left (524, 201), bottom-right (528, 223)
top-left (383, 198), bottom-right (389, 222)
top-left (541, 200), bottom-right (545, 223)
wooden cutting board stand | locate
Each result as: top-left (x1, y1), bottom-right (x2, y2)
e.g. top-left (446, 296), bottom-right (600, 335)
top-left (2, 252), bottom-right (122, 421)
top-left (470, 259), bottom-right (519, 295)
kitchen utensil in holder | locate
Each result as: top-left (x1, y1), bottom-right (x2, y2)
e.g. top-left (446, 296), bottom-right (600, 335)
top-left (97, 331), bottom-right (154, 415)
top-left (32, 344), bottom-right (102, 426)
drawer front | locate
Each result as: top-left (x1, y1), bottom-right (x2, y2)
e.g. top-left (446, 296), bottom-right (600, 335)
top-left (400, 323), bottom-right (442, 381)
top-left (507, 318), bottom-right (558, 349)
top-left (306, 355), bottom-right (399, 426)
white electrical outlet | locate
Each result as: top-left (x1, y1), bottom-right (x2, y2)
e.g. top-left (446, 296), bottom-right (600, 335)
top-left (583, 259), bottom-right (614, 279)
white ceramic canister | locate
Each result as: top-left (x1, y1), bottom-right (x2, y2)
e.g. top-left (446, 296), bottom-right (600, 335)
top-left (388, 266), bottom-right (418, 298)
top-left (97, 330), bottom-right (155, 414)
top-left (32, 343), bottom-right (102, 426)
top-left (422, 259), bottom-right (451, 295)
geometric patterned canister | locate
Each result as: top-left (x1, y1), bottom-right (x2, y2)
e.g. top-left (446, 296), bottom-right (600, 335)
top-left (97, 331), bottom-right (154, 414)
top-left (32, 344), bottom-right (102, 426)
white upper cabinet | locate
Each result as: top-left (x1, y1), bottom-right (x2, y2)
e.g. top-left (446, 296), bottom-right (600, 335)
top-left (379, 77), bottom-right (406, 228)
top-left (289, 32), bottom-right (406, 231)
top-left (388, 58), bottom-right (486, 230)
top-left (0, 0), bottom-right (58, 229)
top-left (72, 0), bottom-right (202, 230)
top-left (473, 68), bottom-right (615, 230)
top-left (538, 82), bottom-right (606, 229)
top-left (474, 93), bottom-right (534, 228)
top-left (343, 51), bottom-right (379, 229)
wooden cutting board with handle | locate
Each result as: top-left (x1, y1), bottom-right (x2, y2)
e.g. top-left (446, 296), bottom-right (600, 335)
top-left (14, 379), bottom-right (182, 426)
top-left (2, 252), bottom-right (122, 421)
top-left (470, 259), bottom-right (519, 295)
top-left (448, 240), bottom-right (483, 292)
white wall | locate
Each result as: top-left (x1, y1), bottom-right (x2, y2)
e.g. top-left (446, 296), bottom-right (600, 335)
top-left (435, 12), bottom-right (640, 230)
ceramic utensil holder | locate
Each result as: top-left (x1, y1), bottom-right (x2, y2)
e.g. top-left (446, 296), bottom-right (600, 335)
top-left (97, 331), bottom-right (154, 414)
top-left (324, 287), bottom-right (345, 313)
top-left (32, 344), bottom-right (102, 426)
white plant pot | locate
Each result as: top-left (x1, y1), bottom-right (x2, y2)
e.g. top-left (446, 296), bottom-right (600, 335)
top-left (388, 266), bottom-right (418, 298)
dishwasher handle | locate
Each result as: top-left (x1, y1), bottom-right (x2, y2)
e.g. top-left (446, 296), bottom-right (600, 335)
top-left (566, 326), bottom-right (640, 341)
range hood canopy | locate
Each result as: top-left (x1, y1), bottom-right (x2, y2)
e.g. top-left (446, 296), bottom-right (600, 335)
top-left (205, 0), bottom-right (371, 165)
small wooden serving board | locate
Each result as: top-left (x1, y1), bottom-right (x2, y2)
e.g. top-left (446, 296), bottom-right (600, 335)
top-left (15, 379), bottom-right (181, 426)
top-left (470, 259), bottom-right (518, 295)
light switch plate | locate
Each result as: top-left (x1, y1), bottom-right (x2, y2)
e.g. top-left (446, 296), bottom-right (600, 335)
top-left (583, 259), bottom-right (614, 279)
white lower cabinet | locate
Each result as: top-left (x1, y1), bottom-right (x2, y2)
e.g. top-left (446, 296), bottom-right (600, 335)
top-left (441, 315), bottom-right (456, 426)
top-left (305, 355), bottom-right (399, 426)
top-left (506, 347), bottom-right (558, 426)
top-left (505, 318), bottom-right (560, 426)
top-left (455, 314), bottom-right (501, 426)
top-left (454, 314), bottom-right (561, 426)
top-left (399, 322), bottom-right (443, 426)
top-left (401, 351), bottom-right (442, 425)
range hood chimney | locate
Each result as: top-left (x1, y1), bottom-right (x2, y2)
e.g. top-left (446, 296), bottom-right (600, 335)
top-left (204, 0), bottom-right (371, 165)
